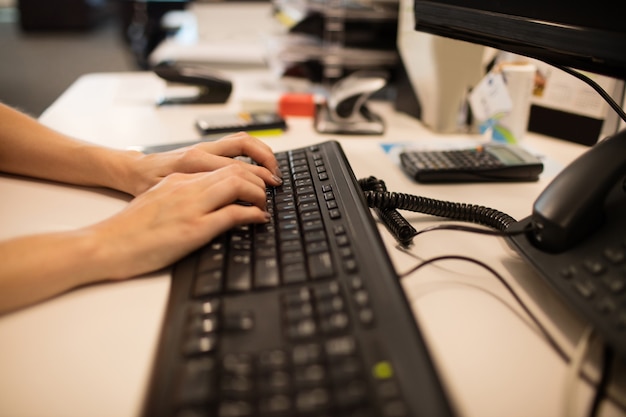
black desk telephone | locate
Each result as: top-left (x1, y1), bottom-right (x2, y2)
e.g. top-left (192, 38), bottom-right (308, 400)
top-left (508, 129), bottom-right (626, 356)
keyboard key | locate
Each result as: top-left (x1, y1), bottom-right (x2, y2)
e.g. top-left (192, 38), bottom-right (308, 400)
top-left (287, 319), bottom-right (317, 340)
top-left (186, 315), bottom-right (219, 334)
top-left (320, 312), bottom-right (350, 334)
top-left (218, 400), bottom-right (253, 417)
top-left (187, 299), bottom-right (221, 317)
top-left (222, 353), bottom-right (254, 375)
top-left (328, 357), bottom-right (363, 383)
top-left (258, 349), bottom-right (290, 372)
top-left (193, 270), bottom-right (223, 297)
top-left (283, 263), bottom-right (308, 284)
top-left (302, 219), bottom-right (323, 232)
top-left (255, 257), bottom-right (280, 288)
top-left (306, 240), bottom-right (329, 254)
top-left (314, 282), bottom-right (341, 299)
top-left (260, 371), bottom-right (292, 395)
top-left (334, 379), bottom-right (368, 410)
top-left (291, 343), bottom-right (324, 367)
top-left (182, 334), bottom-right (217, 356)
top-left (381, 400), bottom-right (410, 417)
top-left (284, 303), bottom-right (314, 322)
top-left (226, 252), bottom-right (253, 292)
top-left (294, 363), bottom-right (327, 388)
top-left (175, 357), bottom-right (217, 405)
top-left (325, 336), bottom-right (357, 359)
top-left (308, 252), bottom-right (334, 279)
top-left (317, 296), bottom-right (344, 315)
top-left (258, 394), bottom-right (293, 416)
top-left (221, 374), bottom-right (255, 399)
top-left (295, 387), bottom-right (331, 414)
top-left (222, 311), bottom-right (255, 332)
top-left (283, 288), bottom-right (312, 305)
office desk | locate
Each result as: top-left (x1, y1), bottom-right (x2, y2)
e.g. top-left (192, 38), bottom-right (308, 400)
top-left (0, 71), bottom-right (623, 417)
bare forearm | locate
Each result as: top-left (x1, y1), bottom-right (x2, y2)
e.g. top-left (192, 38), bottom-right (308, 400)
top-left (0, 104), bottom-right (283, 198)
top-left (0, 230), bottom-right (108, 314)
top-left (0, 103), bottom-right (141, 194)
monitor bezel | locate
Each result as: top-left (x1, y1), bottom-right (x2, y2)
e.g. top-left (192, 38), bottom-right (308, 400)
top-left (413, 1), bottom-right (626, 81)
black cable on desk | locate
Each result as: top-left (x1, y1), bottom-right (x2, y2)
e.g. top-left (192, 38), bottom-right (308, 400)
top-left (588, 345), bottom-right (615, 417)
top-left (398, 254), bottom-right (568, 361)
top-left (399, 230), bottom-right (622, 417)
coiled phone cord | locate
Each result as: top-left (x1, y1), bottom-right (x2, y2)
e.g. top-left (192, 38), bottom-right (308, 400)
top-left (359, 176), bottom-right (517, 245)
top-left (358, 177), bottom-right (418, 246)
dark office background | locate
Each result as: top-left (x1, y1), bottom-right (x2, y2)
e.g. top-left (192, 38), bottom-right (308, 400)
top-left (0, 1), bottom-right (138, 117)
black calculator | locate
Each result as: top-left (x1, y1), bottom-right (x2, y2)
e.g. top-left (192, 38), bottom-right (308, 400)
top-left (399, 143), bottom-right (544, 183)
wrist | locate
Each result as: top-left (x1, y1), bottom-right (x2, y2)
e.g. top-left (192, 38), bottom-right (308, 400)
top-left (66, 228), bottom-right (114, 286)
top-left (77, 224), bottom-right (135, 282)
top-left (93, 147), bottom-right (147, 196)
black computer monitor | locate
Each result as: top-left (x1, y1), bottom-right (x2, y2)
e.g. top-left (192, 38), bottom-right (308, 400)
top-left (411, 0), bottom-right (626, 81)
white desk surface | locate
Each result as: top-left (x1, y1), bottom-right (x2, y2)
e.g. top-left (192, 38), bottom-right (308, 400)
top-left (0, 71), bottom-right (624, 417)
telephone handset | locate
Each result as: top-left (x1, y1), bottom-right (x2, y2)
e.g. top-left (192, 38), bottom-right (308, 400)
top-left (508, 128), bottom-right (626, 356)
top-left (527, 129), bottom-right (626, 252)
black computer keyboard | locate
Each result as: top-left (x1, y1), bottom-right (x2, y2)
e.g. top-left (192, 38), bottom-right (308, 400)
top-left (142, 140), bottom-right (454, 417)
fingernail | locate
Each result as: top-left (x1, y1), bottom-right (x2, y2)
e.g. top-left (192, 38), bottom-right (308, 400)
top-left (264, 211), bottom-right (272, 222)
top-left (273, 168), bottom-right (283, 179)
top-left (271, 174), bottom-right (283, 185)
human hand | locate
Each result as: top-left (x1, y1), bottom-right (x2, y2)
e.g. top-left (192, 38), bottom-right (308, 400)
top-left (118, 132), bottom-right (282, 197)
top-left (88, 163), bottom-right (270, 280)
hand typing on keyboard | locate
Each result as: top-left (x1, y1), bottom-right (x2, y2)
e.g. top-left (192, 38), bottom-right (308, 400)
top-left (119, 132), bottom-right (284, 197)
top-left (87, 163), bottom-right (276, 282)
top-left (0, 102), bottom-right (283, 314)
